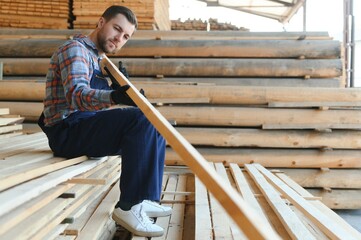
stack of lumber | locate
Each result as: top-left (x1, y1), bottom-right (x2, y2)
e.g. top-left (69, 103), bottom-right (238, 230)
top-left (171, 18), bottom-right (208, 31)
top-left (0, 132), bottom-right (121, 240)
top-left (73, 0), bottom-right (170, 30)
top-left (1, 131), bottom-right (360, 239)
top-left (0, 108), bottom-right (23, 139)
top-left (171, 18), bottom-right (248, 31)
top-left (0, 0), bottom-right (70, 29)
top-left (1, 29), bottom-right (361, 209)
top-left (131, 164), bottom-right (361, 240)
top-left (208, 18), bottom-right (248, 31)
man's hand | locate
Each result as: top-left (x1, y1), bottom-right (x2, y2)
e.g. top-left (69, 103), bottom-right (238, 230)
top-left (110, 85), bottom-right (136, 106)
top-left (110, 61), bottom-right (129, 90)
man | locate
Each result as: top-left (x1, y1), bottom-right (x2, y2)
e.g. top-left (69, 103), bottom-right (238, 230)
top-left (38, 5), bottom-right (171, 237)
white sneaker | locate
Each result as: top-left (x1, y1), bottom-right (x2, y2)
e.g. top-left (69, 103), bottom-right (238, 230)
top-left (112, 203), bottom-right (164, 237)
top-left (142, 200), bottom-right (172, 218)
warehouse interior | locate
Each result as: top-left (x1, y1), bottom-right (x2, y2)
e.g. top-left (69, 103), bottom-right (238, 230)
top-left (0, 0), bottom-right (360, 239)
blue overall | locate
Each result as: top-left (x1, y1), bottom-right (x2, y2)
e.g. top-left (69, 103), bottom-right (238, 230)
top-left (38, 69), bottom-right (166, 204)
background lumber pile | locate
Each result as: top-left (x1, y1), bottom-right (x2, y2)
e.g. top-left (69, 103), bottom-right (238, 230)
top-left (0, 0), bottom-right (170, 30)
top-left (0, 29), bottom-right (360, 210)
top-left (73, 0), bottom-right (170, 30)
top-left (170, 18), bottom-right (249, 31)
top-left (0, 0), bottom-right (71, 29)
top-left (0, 132), bottom-right (121, 239)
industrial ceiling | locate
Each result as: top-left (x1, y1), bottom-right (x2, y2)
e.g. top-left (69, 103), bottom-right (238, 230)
top-left (197, 0), bottom-right (305, 24)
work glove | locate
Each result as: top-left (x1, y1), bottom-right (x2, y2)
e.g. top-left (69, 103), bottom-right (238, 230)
top-left (110, 85), bottom-right (136, 106)
top-left (110, 61), bottom-right (129, 90)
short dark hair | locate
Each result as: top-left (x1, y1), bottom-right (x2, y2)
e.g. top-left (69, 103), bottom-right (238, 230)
top-left (101, 5), bottom-right (138, 29)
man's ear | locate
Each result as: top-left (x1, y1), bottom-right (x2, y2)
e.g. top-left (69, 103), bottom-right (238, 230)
top-left (97, 17), bottom-right (105, 28)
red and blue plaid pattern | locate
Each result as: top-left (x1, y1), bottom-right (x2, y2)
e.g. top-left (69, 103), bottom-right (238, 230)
top-left (43, 35), bottom-right (113, 126)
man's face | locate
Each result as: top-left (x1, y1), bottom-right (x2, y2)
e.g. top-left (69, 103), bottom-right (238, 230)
top-left (97, 14), bottom-right (135, 54)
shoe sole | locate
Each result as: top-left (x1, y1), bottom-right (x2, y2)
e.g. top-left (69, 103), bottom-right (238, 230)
top-left (112, 213), bottom-right (164, 237)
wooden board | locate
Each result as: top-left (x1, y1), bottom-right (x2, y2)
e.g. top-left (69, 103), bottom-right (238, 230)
top-left (101, 56), bottom-right (281, 239)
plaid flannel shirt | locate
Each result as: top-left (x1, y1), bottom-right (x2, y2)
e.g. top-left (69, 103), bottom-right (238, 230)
top-left (43, 34), bottom-right (113, 126)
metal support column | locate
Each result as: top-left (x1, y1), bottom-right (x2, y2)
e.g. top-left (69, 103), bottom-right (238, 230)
top-left (344, 0), bottom-right (355, 87)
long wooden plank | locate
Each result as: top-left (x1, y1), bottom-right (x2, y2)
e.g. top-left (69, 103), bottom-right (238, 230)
top-left (229, 163), bottom-right (270, 226)
top-left (254, 164), bottom-right (358, 240)
top-left (101, 56), bottom-right (280, 240)
top-left (1, 58), bottom-right (343, 78)
top-left (194, 177), bottom-right (212, 240)
top-left (212, 163), bottom-right (245, 239)
top-left (279, 168), bottom-right (361, 188)
top-left (1, 81), bottom-right (353, 103)
top-left (165, 148), bottom-right (361, 168)
top-left (5, 101), bottom-right (361, 131)
top-left (157, 174), bottom-right (177, 240)
top-left (245, 164), bottom-right (316, 240)
top-left (0, 29), bottom-right (331, 40)
top-left (0, 39), bottom-right (341, 58)
top-left (0, 76), bottom-right (342, 88)
top-left (177, 127), bottom-right (361, 149)
top-left (165, 175), bottom-right (187, 240)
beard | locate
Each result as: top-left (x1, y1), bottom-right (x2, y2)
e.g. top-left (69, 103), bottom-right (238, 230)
top-left (97, 34), bottom-right (117, 54)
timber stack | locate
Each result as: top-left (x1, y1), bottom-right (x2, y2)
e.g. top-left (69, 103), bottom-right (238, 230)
top-left (73, 0), bottom-right (170, 30)
top-left (0, 0), bottom-right (170, 30)
top-left (0, 28), bottom-right (360, 213)
top-left (0, 0), bottom-right (71, 29)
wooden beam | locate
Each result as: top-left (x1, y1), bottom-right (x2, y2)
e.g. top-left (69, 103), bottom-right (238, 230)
top-left (165, 148), bottom-right (361, 168)
top-left (176, 127), bottom-right (361, 149)
top-left (157, 106), bottom-right (361, 129)
top-left (195, 177), bottom-right (212, 240)
top-left (277, 168), bottom-right (361, 188)
top-left (1, 81), bottom-right (355, 103)
top-left (101, 56), bottom-right (281, 240)
top-left (0, 39), bottom-right (341, 58)
top-left (1, 58), bottom-right (343, 78)
top-left (0, 29), bottom-right (331, 40)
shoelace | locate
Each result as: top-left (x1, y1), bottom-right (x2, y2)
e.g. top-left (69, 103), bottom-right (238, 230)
top-left (134, 205), bottom-right (154, 228)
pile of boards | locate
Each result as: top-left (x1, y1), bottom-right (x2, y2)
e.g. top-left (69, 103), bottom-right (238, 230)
top-left (0, 0), bottom-right (71, 29)
top-left (0, 28), bottom-right (360, 211)
top-left (0, 108), bottom-right (23, 139)
top-left (0, 0), bottom-right (170, 30)
top-left (73, 0), bottom-right (170, 30)
top-left (1, 132), bottom-right (360, 240)
top-left (0, 132), bottom-right (121, 240)
top-left (171, 18), bottom-right (247, 31)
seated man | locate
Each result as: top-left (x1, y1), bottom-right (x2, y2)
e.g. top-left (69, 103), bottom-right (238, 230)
top-left (38, 5), bottom-right (171, 237)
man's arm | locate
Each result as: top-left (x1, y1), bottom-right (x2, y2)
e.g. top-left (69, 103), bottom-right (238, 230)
top-left (58, 41), bottom-right (113, 111)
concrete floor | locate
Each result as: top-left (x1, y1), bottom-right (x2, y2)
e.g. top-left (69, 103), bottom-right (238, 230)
top-left (335, 209), bottom-right (361, 232)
